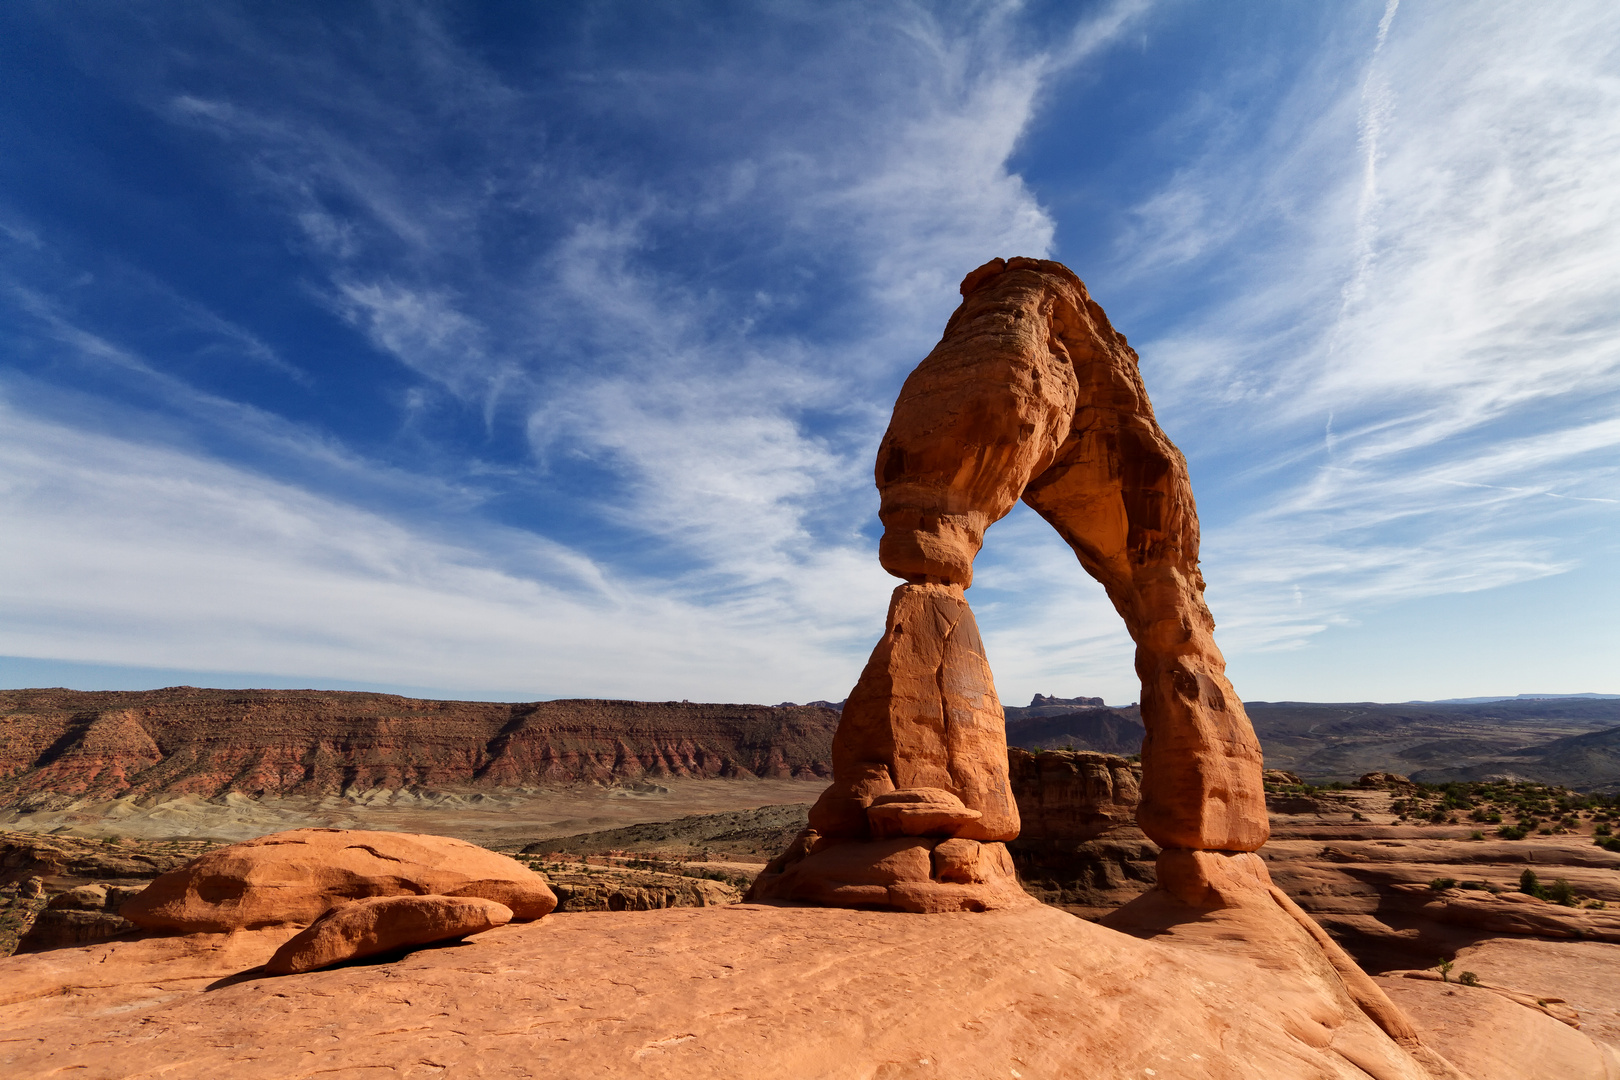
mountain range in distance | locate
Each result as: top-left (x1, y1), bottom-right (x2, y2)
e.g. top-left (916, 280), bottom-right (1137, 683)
top-left (2, 687), bottom-right (1618, 801)
top-left (1406, 693), bottom-right (1620, 704)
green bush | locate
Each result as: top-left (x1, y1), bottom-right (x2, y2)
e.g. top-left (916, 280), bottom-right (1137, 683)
top-left (1596, 823), bottom-right (1613, 836)
top-left (1429, 877), bottom-right (1457, 891)
top-left (1520, 869), bottom-right (1548, 899)
top-left (1498, 825), bottom-right (1528, 840)
top-left (1547, 878), bottom-right (1577, 906)
top-left (1459, 971), bottom-right (1481, 987)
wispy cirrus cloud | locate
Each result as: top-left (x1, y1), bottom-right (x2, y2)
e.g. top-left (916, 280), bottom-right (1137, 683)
top-left (1, 1), bottom-right (1156, 703)
top-left (1114, 1), bottom-right (1620, 661)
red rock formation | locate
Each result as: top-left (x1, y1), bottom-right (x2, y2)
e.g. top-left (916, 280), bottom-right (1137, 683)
top-left (265, 895), bottom-right (513, 975)
top-left (120, 828), bottom-right (556, 932)
top-left (0, 689), bottom-right (837, 801)
top-left (754, 257), bottom-right (1265, 912)
top-left (875, 256), bottom-right (1266, 853)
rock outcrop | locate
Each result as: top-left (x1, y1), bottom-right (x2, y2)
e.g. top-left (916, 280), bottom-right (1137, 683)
top-left (1004, 748), bottom-right (1160, 914)
top-left (14, 883), bottom-right (141, 952)
top-left (121, 828), bottom-right (556, 932)
top-left (0, 689), bottom-right (838, 802)
top-left (265, 894), bottom-right (513, 975)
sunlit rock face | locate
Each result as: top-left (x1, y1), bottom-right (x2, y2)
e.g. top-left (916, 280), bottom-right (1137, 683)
top-left (752, 256), bottom-right (1267, 912)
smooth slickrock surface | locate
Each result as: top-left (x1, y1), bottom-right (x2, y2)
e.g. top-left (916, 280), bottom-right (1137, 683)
top-left (1379, 977), bottom-right (1620, 1080)
top-left (121, 828), bottom-right (556, 931)
top-left (1449, 938), bottom-right (1620, 1050)
top-left (7, 902), bottom-right (1615, 1079)
top-left (266, 894), bottom-right (513, 974)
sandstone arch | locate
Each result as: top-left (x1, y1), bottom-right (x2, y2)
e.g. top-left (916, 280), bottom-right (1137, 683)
top-left (747, 258), bottom-right (1459, 1076)
top-left (751, 257), bottom-right (1265, 911)
top-left (874, 255), bottom-right (1267, 855)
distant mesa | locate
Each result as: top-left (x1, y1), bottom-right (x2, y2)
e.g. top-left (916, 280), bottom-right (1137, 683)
top-left (0, 690), bottom-right (839, 803)
top-left (1027, 693), bottom-right (1105, 709)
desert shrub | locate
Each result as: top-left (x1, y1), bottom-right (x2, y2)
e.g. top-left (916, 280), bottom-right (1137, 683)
top-left (1459, 971), bottom-right (1480, 987)
top-left (1429, 878), bottom-right (1458, 891)
top-left (1601, 837), bottom-right (1620, 852)
top-left (1520, 869), bottom-right (1548, 899)
top-left (1547, 878), bottom-right (1577, 906)
top-left (1497, 825), bottom-right (1528, 840)
top-left (1459, 880), bottom-right (1487, 890)
top-left (1588, 900), bottom-right (1608, 910)
top-left (1468, 830), bottom-right (1484, 841)
top-left (1436, 958), bottom-right (1454, 983)
top-left (1596, 823), bottom-right (1613, 836)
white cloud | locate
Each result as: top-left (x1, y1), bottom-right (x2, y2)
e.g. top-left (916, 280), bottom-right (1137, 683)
top-left (1117, 1), bottom-right (1620, 662)
top-left (0, 399), bottom-right (894, 701)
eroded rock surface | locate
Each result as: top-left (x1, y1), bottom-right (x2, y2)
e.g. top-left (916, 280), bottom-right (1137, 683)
top-left (121, 828), bottom-right (556, 932)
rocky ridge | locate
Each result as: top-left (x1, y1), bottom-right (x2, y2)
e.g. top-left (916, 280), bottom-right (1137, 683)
top-left (0, 688), bottom-right (837, 802)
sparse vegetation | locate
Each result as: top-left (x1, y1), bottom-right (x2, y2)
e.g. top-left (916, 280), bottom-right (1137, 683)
top-left (1437, 958), bottom-right (1454, 983)
top-left (1428, 878), bottom-right (1457, 891)
top-left (1459, 971), bottom-right (1480, 987)
top-left (1547, 878), bottom-right (1578, 906)
top-left (1519, 869), bottom-right (1548, 900)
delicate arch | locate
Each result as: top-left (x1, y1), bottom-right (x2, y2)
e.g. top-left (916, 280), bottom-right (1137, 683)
top-left (869, 256), bottom-right (1266, 852)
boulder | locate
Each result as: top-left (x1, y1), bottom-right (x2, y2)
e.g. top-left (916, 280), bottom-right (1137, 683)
top-left (121, 828), bottom-right (556, 932)
top-left (265, 895), bottom-right (512, 975)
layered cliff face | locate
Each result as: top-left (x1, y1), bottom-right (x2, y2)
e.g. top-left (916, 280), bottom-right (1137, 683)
top-left (0, 688), bottom-right (837, 802)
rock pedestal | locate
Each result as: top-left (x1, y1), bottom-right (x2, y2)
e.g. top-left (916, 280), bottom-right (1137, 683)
top-left (749, 583), bottom-right (1032, 911)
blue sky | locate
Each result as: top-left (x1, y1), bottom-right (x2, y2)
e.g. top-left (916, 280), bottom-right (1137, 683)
top-left (2, 1), bottom-right (1616, 706)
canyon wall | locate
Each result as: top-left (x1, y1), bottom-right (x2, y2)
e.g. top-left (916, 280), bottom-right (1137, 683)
top-left (0, 688), bottom-right (837, 802)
